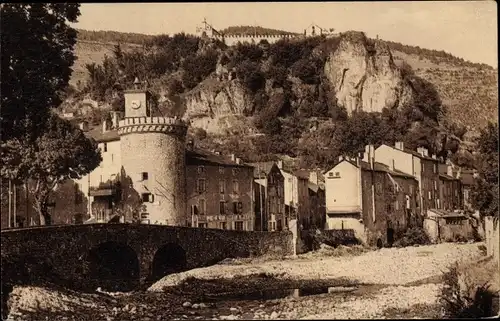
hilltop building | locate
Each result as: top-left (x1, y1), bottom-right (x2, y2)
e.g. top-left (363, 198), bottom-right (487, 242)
top-left (195, 18), bottom-right (336, 47)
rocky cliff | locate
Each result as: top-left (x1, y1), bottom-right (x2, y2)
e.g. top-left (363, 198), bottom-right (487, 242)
top-left (324, 31), bottom-right (413, 114)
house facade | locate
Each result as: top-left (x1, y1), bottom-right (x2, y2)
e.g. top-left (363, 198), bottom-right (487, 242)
top-left (438, 162), bottom-right (463, 211)
top-left (308, 170), bottom-right (326, 229)
top-left (250, 162), bottom-right (285, 231)
top-left (186, 149), bottom-right (254, 231)
top-left (374, 142), bottom-right (440, 217)
top-left (324, 149), bottom-right (419, 246)
top-left (277, 161), bottom-right (311, 230)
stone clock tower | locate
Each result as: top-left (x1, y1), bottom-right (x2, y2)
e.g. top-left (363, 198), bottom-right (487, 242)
top-left (118, 82), bottom-right (188, 226)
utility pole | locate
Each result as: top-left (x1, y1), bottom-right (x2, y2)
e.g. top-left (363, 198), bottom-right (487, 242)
top-left (8, 179), bottom-right (12, 228)
top-left (13, 182), bottom-right (17, 227)
top-left (257, 164), bottom-right (264, 231)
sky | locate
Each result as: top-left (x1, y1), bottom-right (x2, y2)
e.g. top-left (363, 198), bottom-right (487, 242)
top-left (72, 1), bottom-right (498, 68)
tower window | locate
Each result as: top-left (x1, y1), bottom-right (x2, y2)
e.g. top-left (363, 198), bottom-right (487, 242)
top-left (142, 172), bottom-right (149, 180)
top-left (103, 143), bottom-right (107, 152)
top-left (142, 193), bottom-right (153, 202)
top-left (197, 179), bottom-right (206, 193)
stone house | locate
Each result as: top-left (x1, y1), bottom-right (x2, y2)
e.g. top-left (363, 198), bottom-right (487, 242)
top-left (249, 162), bottom-right (285, 232)
top-left (324, 154), bottom-right (419, 247)
top-left (424, 209), bottom-right (474, 243)
top-left (0, 179), bottom-right (88, 229)
top-left (438, 162), bottom-right (463, 211)
top-left (374, 142), bottom-right (441, 218)
top-left (276, 161), bottom-right (311, 230)
top-left (186, 149), bottom-right (254, 231)
top-left (308, 170), bottom-right (326, 229)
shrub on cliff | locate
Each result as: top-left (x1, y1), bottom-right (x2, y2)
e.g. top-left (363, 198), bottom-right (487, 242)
top-left (181, 49), bottom-right (218, 90)
top-left (235, 60), bottom-right (265, 93)
top-left (291, 58), bottom-right (318, 84)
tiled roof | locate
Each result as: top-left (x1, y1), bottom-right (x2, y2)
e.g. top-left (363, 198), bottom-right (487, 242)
top-left (344, 159), bottom-right (416, 179)
top-left (248, 162), bottom-right (276, 178)
top-left (402, 148), bottom-right (437, 162)
top-left (439, 173), bottom-right (457, 181)
top-left (85, 127), bottom-right (120, 143)
top-left (186, 149), bottom-right (253, 168)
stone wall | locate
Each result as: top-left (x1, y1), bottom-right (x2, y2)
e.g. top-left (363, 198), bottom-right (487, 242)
top-left (298, 229), bottom-right (358, 253)
top-left (485, 216), bottom-right (499, 264)
top-left (1, 224), bottom-right (293, 289)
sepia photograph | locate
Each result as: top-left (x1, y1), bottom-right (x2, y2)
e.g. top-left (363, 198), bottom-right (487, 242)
top-left (1, 1), bottom-right (498, 320)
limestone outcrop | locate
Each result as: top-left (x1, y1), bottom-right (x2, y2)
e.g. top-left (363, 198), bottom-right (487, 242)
top-left (324, 31), bottom-right (414, 114)
top-left (181, 78), bottom-right (254, 134)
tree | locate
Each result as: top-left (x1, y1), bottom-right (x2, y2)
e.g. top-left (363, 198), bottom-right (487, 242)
top-left (1, 3), bottom-right (81, 141)
top-left (471, 122), bottom-right (499, 219)
top-left (1, 115), bottom-right (102, 225)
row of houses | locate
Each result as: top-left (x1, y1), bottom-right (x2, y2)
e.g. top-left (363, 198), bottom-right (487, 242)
top-left (324, 143), bottom-right (476, 246)
top-left (1, 87), bottom-right (476, 246)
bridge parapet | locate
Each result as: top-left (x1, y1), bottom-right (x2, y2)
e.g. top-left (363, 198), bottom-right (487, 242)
top-left (1, 224), bottom-right (293, 290)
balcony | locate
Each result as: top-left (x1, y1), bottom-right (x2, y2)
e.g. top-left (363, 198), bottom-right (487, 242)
top-left (89, 182), bottom-right (117, 197)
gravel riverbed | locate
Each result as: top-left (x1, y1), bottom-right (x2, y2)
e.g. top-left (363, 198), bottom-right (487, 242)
top-left (6, 242), bottom-right (484, 320)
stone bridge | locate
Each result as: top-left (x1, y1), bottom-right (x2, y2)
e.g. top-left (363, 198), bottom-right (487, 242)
top-left (1, 224), bottom-right (293, 290)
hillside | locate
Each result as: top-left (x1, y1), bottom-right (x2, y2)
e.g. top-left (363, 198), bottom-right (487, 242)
top-left (67, 28), bottom-right (498, 168)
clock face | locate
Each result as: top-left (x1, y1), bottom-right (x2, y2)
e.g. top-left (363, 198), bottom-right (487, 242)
top-left (131, 100), bottom-right (142, 109)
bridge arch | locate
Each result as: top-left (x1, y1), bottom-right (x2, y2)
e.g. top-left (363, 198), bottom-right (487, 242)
top-left (150, 243), bottom-right (187, 281)
top-left (85, 241), bottom-right (140, 291)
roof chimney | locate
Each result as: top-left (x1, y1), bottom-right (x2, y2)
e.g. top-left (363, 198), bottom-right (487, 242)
top-left (395, 141), bottom-right (404, 151)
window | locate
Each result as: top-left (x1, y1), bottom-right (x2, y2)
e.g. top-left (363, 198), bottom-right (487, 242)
top-left (428, 191), bottom-right (432, 200)
top-left (233, 180), bottom-right (239, 193)
top-left (219, 166), bottom-right (224, 174)
top-left (199, 199), bottom-right (206, 214)
top-left (433, 180), bottom-right (437, 190)
top-left (232, 168), bottom-right (239, 176)
top-left (409, 185), bottom-right (414, 195)
top-left (395, 200), bottom-right (399, 210)
top-left (142, 172), bottom-right (149, 180)
top-left (198, 166), bottom-right (205, 174)
top-left (142, 193), bottom-right (154, 203)
top-left (191, 205), bottom-right (198, 215)
top-left (219, 222), bottom-right (227, 230)
top-left (235, 221), bottom-right (244, 231)
top-left (219, 180), bottom-right (225, 194)
top-left (335, 172), bottom-right (340, 177)
top-left (197, 179), bottom-right (206, 193)
top-left (238, 201), bottom-right (243, 213)
top-left (219, 201), bottom-right (225, 214)
top-left (277, 219), bottom-right (282, 231)
top-left (233, 202), bottom-right (238, 214)
top-left (433, 163), bottom-right (437, 174)
top-left (103, 143), bottom-right (107, 152)
top-left (198, 222), bottom-right (207, 228)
